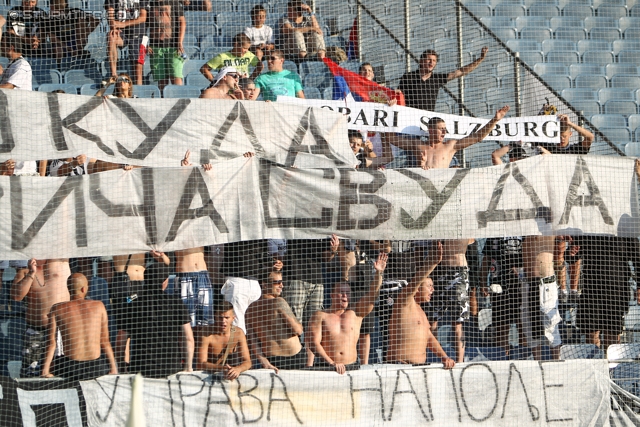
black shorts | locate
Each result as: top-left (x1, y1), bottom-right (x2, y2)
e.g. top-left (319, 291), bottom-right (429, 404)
top-left (577, 282), bottom-right (629, 335)
top-left (268, 351), bottom-right (307, 370)
top-left (21, 325), bottom-right (47, 378)
top-left (52, 355), bottom-right (109, 381)
top-left (490, 271), bottom-right (521, 327)
top-left (311, 359), bottom-right (360, 371)
top-left (431, 266), bottom-right (470, 323)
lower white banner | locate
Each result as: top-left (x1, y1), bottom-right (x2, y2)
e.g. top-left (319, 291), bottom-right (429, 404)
top-left (80, 360), bottom-right (610, 427)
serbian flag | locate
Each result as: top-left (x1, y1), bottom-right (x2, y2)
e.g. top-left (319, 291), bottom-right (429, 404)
top-left (322, 57), bottom-right (406, 106)
top-left (346, 18), bottom-right (358, 60)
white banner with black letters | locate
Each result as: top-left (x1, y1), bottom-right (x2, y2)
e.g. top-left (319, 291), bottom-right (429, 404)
top-left (0, 154), bottom-right (637, 259)
top-left (0, 90), bottom-right (356, 168)
top-left (277, 97), bottom-right (561, 143)
top-left (77, 361), bottom-right (609, 427)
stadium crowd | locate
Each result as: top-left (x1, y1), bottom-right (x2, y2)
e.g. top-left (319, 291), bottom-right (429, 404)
top-left (0, 0), bottom-right (639, 383)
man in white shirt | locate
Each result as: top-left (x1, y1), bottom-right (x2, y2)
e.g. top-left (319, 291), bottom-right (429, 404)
top-left (0, 33), bottom-right (32, 90)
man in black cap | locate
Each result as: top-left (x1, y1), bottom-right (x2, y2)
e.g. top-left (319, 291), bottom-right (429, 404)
top-left (116, 263), bottom-right (194, 377)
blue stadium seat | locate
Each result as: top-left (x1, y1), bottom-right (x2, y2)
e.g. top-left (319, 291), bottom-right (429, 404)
top-left (540, 74), bottom-right (572, 91)
top-left (611, 75), bottom-right (640, 89)
top-left (434, 37), bottom-right (458, 53)
top-left (545, 51), bottom-right (580, 64)
top-left (481, 16), bottom-right (515, 28)
top-left (571, 100), bottom-right (601, 116)
top-left (569, 63), bottom-right (604, 79)
top-left (584, 16), bottom-right (621, 31)
top-left (541, 39), bottom-right (576, 54)
top-left (236, 0), bottom-right (268, 13)
top-left (80, 83), bottom-right (114, 96)
top-left (185, 12), bottom-right (217, 38)
top-left (303, 87), bottom-right (322, 99)
top-left (465, 2), bottom-right (492, 17)
top-left (604, 100), bottom-right (638, 116)
top-left (182, 59), bottom-right (208, 77)
top-left (518, 50), bottom-right (544, 64)
top-left (199, 34), bottom-right (223, 51)
top-left (520, 27), bottom-right (552, 42)
top-left (561, 3), bottom-right (594, 19)
top-left (322, 87), bottom-right (332, 100)
top-left (625, 142), bottom-right (640, 155)
top-left (620, 17), bottom-right (640, 32)
top-left (464, 347), bottom-right (508, 362)
top-left (589, 27), bottom-right (622, 42)
top-left (186, 72), bottom-right (212, 89)
top-left (624, 28), bottom-right (640, 40)
top-left (553, 28), bottom-right (587, 42)
top-left (500, 75), bottom-right (516, 88)
top-left (582, 50), bottom-right (614, 65)
top-left (63, 69), bottom-right (98, 85)
top-left (466, 74), bottom-right (499, 89)
top-left (217, 12), bottom-right (251, 29)
top-left (494, 3), bottom-right (526, 17)
top-left (163, 85), bottom-right (202, 98)
top-left (596, 5), bottom-right (628, 19)
top-left (549, 16), bottom-right (584, 30)
top-left (339, 60), bottom-right (361, 74)
top-left (591, 114), bottom-right (627, 129)
top-left (559, 344), bottom-right (604, 360)
top-left (631, 5), bottom-right (640, 17)
top-left (599, 88), bottom-right (635, 104)
top-left (577, 39), bottom-right (612, 54)
top-left (628, 114), bottom-right (640, 134)
top-left (529, 3), bottom-right (560, 18)
top-left (506, 40), bottom-right (541, 52)
top-left (574, 74), bottom-right (607, 89)
top-left (299, 61), bottom-right (328, 79)
top-left (617, 50), bottom-right (640, 65)
top-left (492, 27), bottom-right (517, 41)
top-left (514, 16), bottom-right (549, 31)
top-left (600, 127), bottom-right (631, 146)
top-left (466, 100), bottom-right (489, 117)
top-left (614, 40), bottom-right (640, 55)
top-left (561, 88), bottom-right (598, 102)
top-left (605, 64), bottom-right (639, 80)
top-left (303, 72), bottom-right (332, 90)
top-left (201, 46), bottom-right (233, 61)
top-left (132, 85), bottom-right (161, 98)
top-left (534, 63), bottom-right (569, 75)
top-left (38, 83), bottom-right (78, 94)
top-left (210, 0), bottom-right (235, 14)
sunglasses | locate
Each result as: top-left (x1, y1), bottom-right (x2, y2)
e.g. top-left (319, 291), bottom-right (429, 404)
top-left (267, 56), bottom-right (282, 61)
top-left (269, 280), bottom-right (283, 285)
top-left (116, 77), bottom-right (131, 83)
top-left (227, 73), bottom-right (239, 79)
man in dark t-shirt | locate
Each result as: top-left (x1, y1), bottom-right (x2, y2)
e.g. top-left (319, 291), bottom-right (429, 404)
top-left (398, 47), bottom-right (488, 112)
top-left (8, 0), bottom-right (48, 57)
top-left (45, 0), bottom-right (100, 67)
top-left (118, 264), bottom-right (194, 378)
top-left (536, 114), bottom-right (594, 155)
top-left (106, 0), bottom-right (150, 85)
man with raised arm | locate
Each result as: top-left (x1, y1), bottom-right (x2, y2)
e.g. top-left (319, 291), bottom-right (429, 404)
top-left (197, 301), bottom-right (252, 380)
top-left (11, 258), bottom-right (70, 377)
top-left (306, 252), bottom-right (388, 374)
top-left (386, 242), bottom-right (454, 368)
top-left (41, 273), bottom-right (117, 380)
top-left (246, 269), bottom-right (305, 373)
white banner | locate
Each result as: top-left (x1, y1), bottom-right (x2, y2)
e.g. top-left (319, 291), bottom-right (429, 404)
top-left (80, 360), bottom-right (610, 427)
top-left (0, 90), bottom-right (356, 168)
top-left (0, 154), bottom-right (637, 259)
top-left (278, 97), bottom-right (561, 143)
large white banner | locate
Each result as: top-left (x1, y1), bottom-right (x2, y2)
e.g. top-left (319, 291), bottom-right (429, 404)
top-left (0, 154), bottom-right (637, 259)
top-left (80, 360), bottom-right (610, 427)
top-left (0, 90), bottom-right (356, 168)
top-left (278, 97), bottom-right (561, 143)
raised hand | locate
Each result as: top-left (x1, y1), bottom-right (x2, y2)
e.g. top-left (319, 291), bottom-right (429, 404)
top-left (494, 105), bottom-right (510, 121)
top-left (181, 149), bottom-right (192, 167)
top-left (373, 252), bottom-right (388, 273)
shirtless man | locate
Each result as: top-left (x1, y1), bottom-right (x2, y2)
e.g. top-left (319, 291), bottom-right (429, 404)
top-left (41, 273), bottom-right (117, 380)
top-left (246, 270), bottom-right (304, 373)
top-left (200, 66), bottom-right (245, 100)
top-left (197, 301), bottom-right (251, 380)
top-left (306, 252), bottom-right (388, 374)
top-left (386, 242), bottom-right (454, 368)
top-left (11, 258), bottom-right (70, 377)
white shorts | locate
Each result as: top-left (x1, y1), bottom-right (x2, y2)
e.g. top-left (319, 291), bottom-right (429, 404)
top-left (520, 276), bottom-right (562, 349)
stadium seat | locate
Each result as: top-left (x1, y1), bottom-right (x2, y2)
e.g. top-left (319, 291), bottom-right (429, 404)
top-left (598, 88), bottom-right (635, 104)
top-left (614, 40), bottom-right (640, 55)
top-left (322, 87), bottom-right (332, 100)
top-left (628, 114), bottom-right (640, 133)
top-left (581, 50), bottom-right (614, 65)
top-left (577, 39), bottom-right (612, 54)
top-left (550, 16), bottom-right (585, 30)
top-left (569, 63), bottom-right (604, 80)
top-left (611, 75), bottom-right (640, 89)
top-left (520, 27), bottom-right (552, 43)
top-left (464, 347), bottom-right (508, 362)
top-left (80, 83), bottom-right (114, 96)
top-left (162, 85), bottom-right (202, 98)
top-left (64, 69), bottom-right (98, 86)
top-left (37, 83), bottom-right (78, 94)
top-left (494, 3), bottom-right (526, 17)
top-left (466, 100), bottom-right (489, 117)
top-left (604, 100), bottom-right (638, 116)
top-left (545, 51), bottom-right (580, 65)
top-left (540, 74), bottom-right (571, 91)
top-left (303, 87), bottom-right (322, 99)
top-left (201, 46), bottom-right (233, 61)
top-left (199, 34), bottom-right (222, 52)
top-left (465, 74), bottom-right (499, 89)
top-left (605, 64), bottom-right (639, 80)
top-left (383, 63), bottom-right (404, 88)
top-left (489, 27), bottom-right (516, 41)
top-left (339, 60), bottom-right (361, 74)
top-left (589, 28), bottom-right (622, 42)
top-left (434, 37), bottom-right (458, 53)
top-left (299, 61), bottom-right (328, 79)
top-left (514, 16), bottom-right (548, 31)
top-left (186, 72), bottom-right (212, 89)
top-left (584, 16), bottom-right (620, 31)
top-left (132, 85), bottom-right (161, 98)
top-left (590, 114), bottom-right (627, 129)
top-left (481, 16), bottom-right (515, 28)
top-left (608, 343), bottom-right (640, 362)
top-left (517, 51), bottom-right (544, 65)
top-left (561, 3), bottom-right (594, 19)
top-left (574, 74), bottom-right (608, 89)
top-left (596, 5), bottom-right (628, 19)
top-left (534, 63), bottom-right (569, 76)
top-left (618, 50), bottom-right (640, 65)
top-left (528, 3), bottom-right (560, 18)
top-left (553, 28), bottom-right (587, 42)
top-left (182, 59), bottom-right (208, 78)
top-left (303, 72), bottom-right (333, 90)
top-left (506, 40), bottom-right (541, 52)
top-left (625, 142), bottom-right (640, 156)
top-left (541, 39), bottom-right (576, 54)
top-left (560, 344), bottom-right (604, 360)
top-left (624, 27), bottom-right (640, 40)
top-left (600, 127), bottom-right (632, 145)
top-left (561, 88), bottom-right (598, 102)
top-left (571, 100), bottom-right (601, 116)
top-left (465, 2), bottom-right (492, 17)
top-left (185, 12), bottom-right (217, 39)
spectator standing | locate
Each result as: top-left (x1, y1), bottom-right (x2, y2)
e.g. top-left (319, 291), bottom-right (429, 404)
top-left (181, 0), bottom-right (210, 11)
top-left (278, 0), bottom-right (325, 62)
top-left (244, 5), bottom-right (274, 56)
top-left (147, 0), bottom-right (186, 92)
top-left (45, 0), bottom-right (100, 68)
top-left (41, 273), bottom-right (117, 380)
top-left (7, 0), bottom-right (47, 57)
top-left (0, 33), bottom-right (32, 90)
top-left (254, 49), bottom-right (304, 101)
top-left (117, 263), bottom-right (194, 377)
top-left (398, 47), bottom-right (488, 112)
top-left (200, 33), bottom-right (262, 82)
top-left (106, 0), bottom-right (149, 85)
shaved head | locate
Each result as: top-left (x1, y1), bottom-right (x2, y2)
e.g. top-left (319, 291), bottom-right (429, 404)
top-left (67, 273), bottom-right (88, 297)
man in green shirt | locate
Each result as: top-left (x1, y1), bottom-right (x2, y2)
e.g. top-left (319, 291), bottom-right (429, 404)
top-left (255, 50), bottom-right (304, 101)
top-left (200, 33), bottom-right (263, 81)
